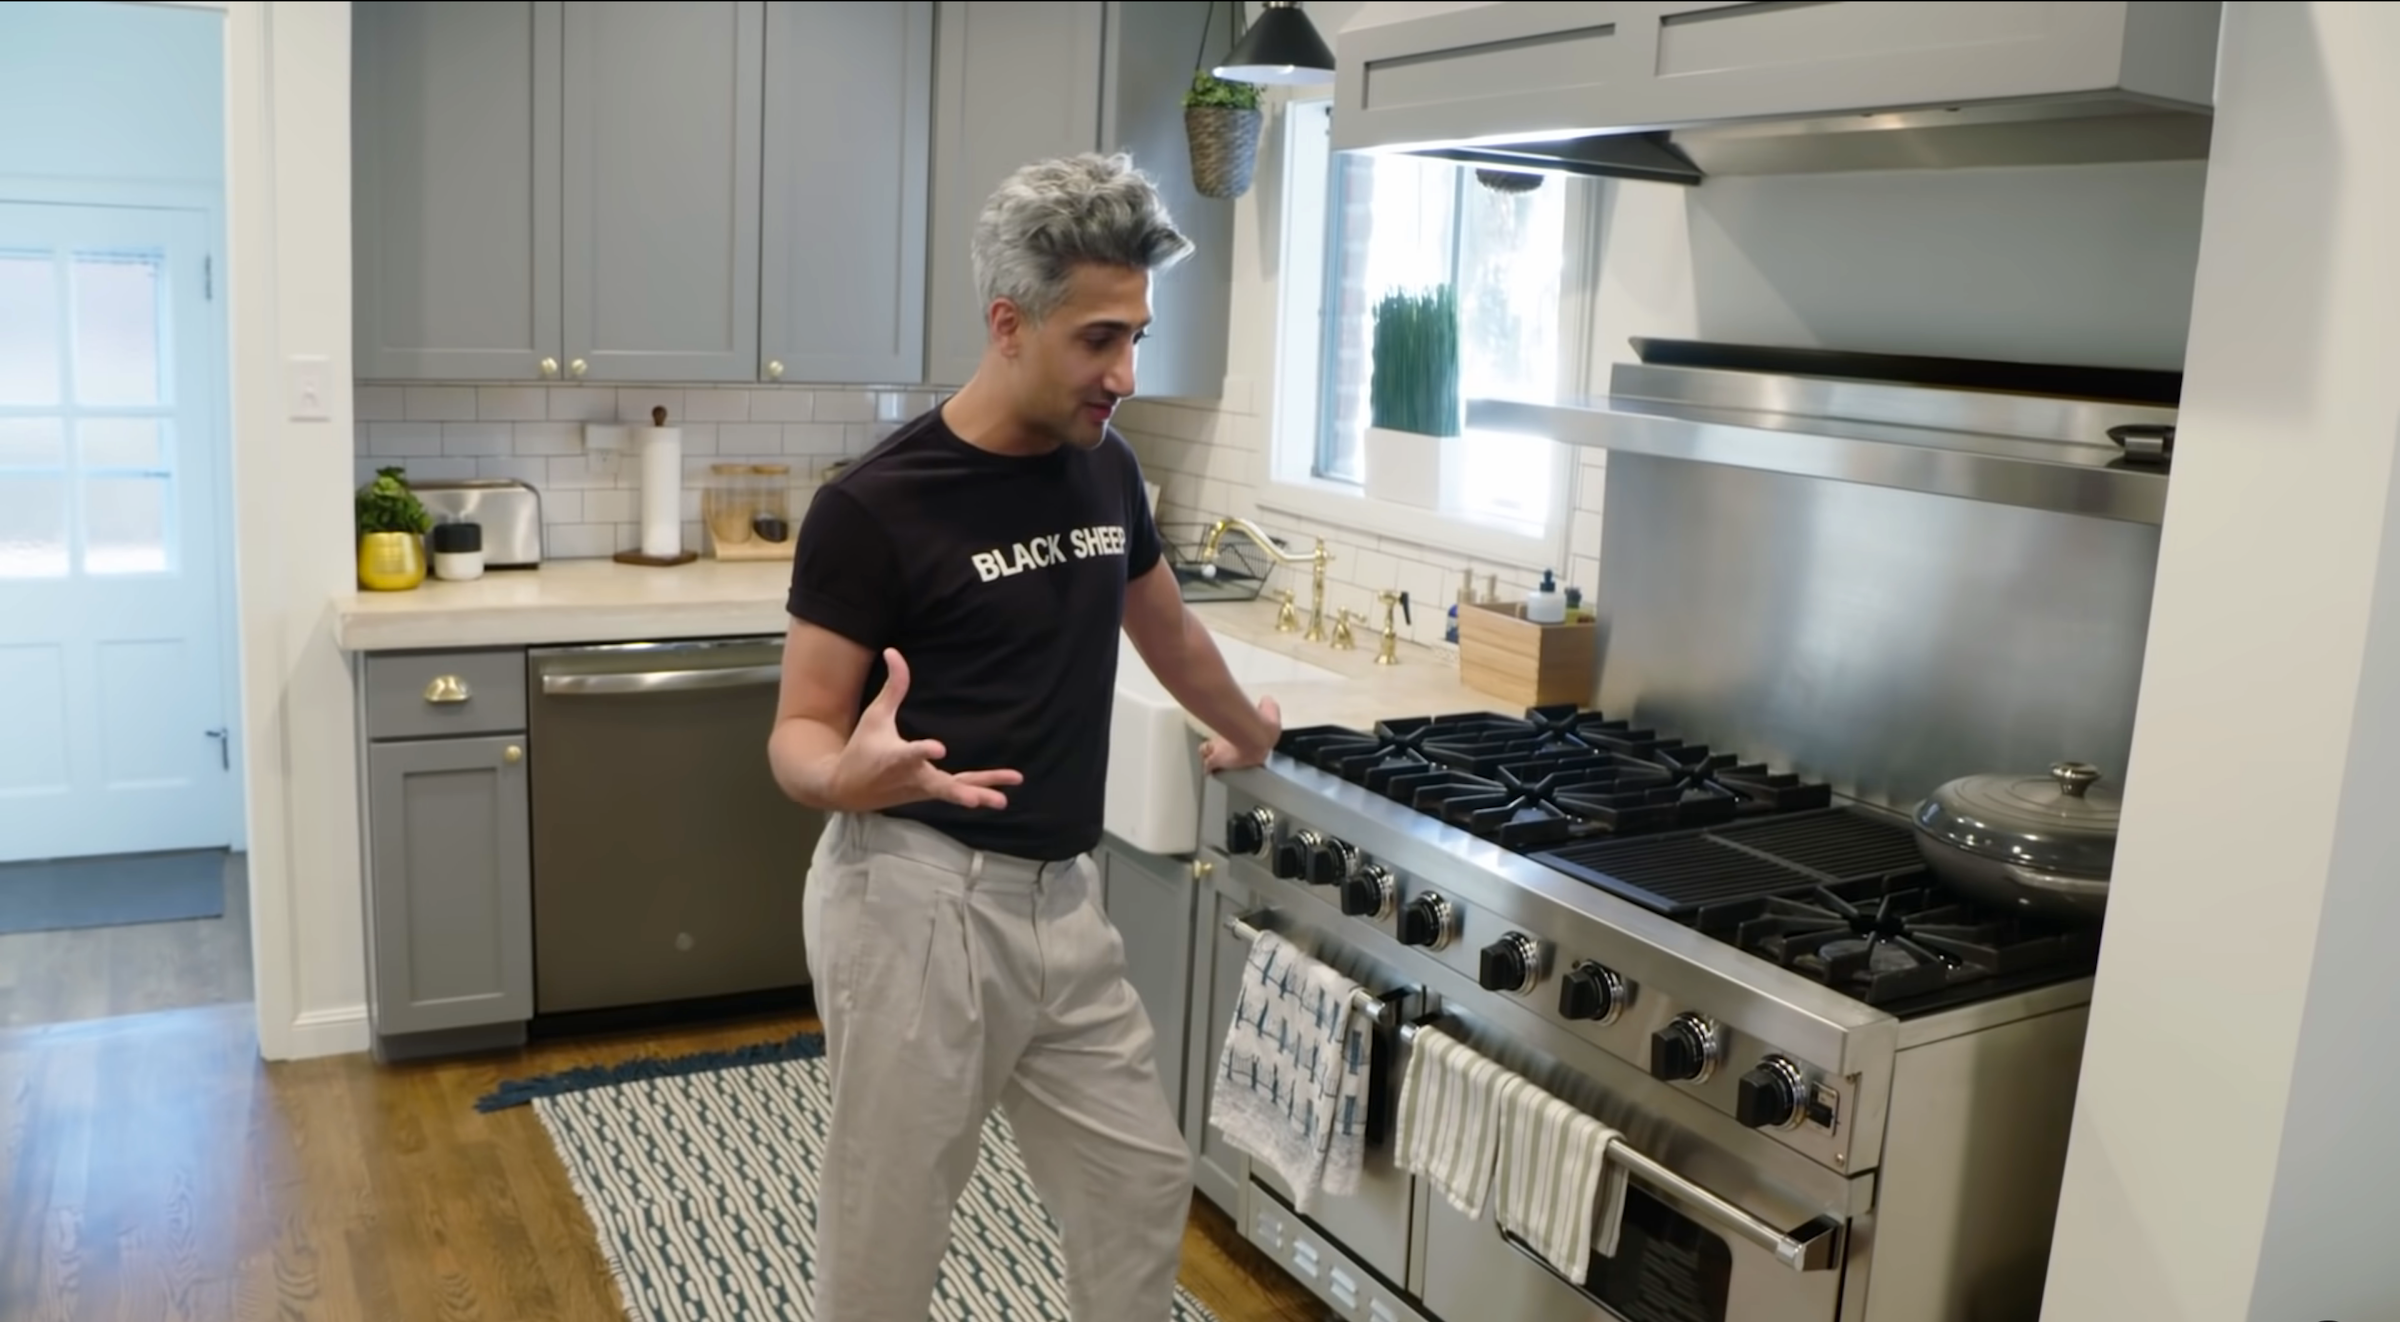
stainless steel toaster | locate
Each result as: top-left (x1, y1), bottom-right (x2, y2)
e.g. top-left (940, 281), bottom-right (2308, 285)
top-left (410, 478), bottom-right (544, 568)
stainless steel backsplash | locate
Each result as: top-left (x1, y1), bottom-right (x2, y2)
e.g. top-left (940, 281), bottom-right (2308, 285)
top-left (1592, 452), bottom-right (2160, 814)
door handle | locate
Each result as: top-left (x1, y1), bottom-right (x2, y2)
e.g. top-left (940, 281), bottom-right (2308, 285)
top-left (539, 665), bottom-right (781, 697)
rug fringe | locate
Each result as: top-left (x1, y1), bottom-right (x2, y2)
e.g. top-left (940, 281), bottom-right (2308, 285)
top-left (473, 1030), bottom-right (827, 1112)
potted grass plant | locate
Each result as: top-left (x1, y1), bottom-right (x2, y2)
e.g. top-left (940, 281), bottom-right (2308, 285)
top-left (1364, 285), bottom-right (1461, 510)
top-left (355, 465), bottom-right (434, 590)
top-left (1183, 69), bottom-right (1264, 199)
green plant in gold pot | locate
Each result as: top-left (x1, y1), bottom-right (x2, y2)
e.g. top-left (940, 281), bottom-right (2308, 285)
top-left (1183, 70), bottom-right (1264, 199)
top-left (356, 465), bottom-right (433, 591)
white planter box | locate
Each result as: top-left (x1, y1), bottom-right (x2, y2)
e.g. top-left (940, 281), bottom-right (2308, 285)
top-left (1364, 425), bottom-right (1447, 510)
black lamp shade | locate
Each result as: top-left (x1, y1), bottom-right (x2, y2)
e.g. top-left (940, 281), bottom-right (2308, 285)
top-left (1215, 2), bottom-right (1335, 86)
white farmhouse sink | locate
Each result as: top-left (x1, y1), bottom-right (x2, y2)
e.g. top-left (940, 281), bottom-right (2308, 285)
top-left (1104, 633), bottom-right (1342, 855)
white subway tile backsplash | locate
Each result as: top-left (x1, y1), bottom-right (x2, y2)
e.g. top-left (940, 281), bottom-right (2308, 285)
top-left (1570, 510), bottom-right (1602, 559)
top-left (476, 386), bottom-right (547, 421)
top-left (512, 422), bottom-right (583, 456)
top-left (402, 457), bottom-right (479, 482)
top-left (441, 422), bottom-right (512, 457)
top-left (681, 389), bottom-right (752, 423)
top-left (546, 524), bottom-right (616, 559)
top-left (536, 489), bottom-right (583, 524)
top-left (548, 387), bottom-right (618, 422)
top-left (583, 488), bottom-right (637, 524)
top-left (748, 389), bottom-right (814, 422)
top-left (365, 422), bottom-right (442, 457)
top-left (404, 386), bottom-right (476, 421)
top-left (717, 423), bottom-right (783, 455)
top-left (783, 422), bottom-right (846, 456)
top-left (475, 457), bottom-right (549, 488)
top-left (546, 455), bottom-right (612, 490)
top-left (355, 385), bottom-right (406, 421)
top-left (814, 390), bottom-right (876, 423)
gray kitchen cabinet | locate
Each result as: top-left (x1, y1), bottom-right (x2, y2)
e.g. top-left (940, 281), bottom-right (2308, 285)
top-left (562, 1), bottom-right (764, 382)
top-left (352, 0), bottom-right (563, 382)
top-left (1096, 1), bottom-right (1234, 402)
top-left (1332, 2), bottom-right (2220, 160)
top-left (1183, 847), bottom-right (1252, 1215)
top-left (760, 1), bottom-right (934, 385)
top-left (1099, 834), bottom-right (1198, 1128)
top-left (363, 735), bottom-right (533, 1048)
top-left (358, 648), bottom-right (535, 1062)
top-left (922, 0), bottom-right (1107, 389)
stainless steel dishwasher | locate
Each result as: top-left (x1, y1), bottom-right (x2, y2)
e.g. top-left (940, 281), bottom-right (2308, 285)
top-left (526, 636), bottom-right (822, 1016)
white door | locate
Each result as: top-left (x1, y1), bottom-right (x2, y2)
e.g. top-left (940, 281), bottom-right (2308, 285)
top-left (0, 202), bottom-right (235, 864)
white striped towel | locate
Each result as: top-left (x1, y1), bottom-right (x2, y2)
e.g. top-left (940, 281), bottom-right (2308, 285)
top-left (1495, 1082), bottom-right (1632, 1284)
top-left (1393, 1026), bottom-right (1520, 1220)
top-left (1207, 930), bottom-right (1373, 1214)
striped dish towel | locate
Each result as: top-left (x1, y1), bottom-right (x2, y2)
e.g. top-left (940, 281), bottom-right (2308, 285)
top-left (1496, 1085), bottom-right (1632, 1284)
top-left (1207, 930), bottom-right (1373, 1214)
top-left (1394, 1026), bottom-right (1520, 1219)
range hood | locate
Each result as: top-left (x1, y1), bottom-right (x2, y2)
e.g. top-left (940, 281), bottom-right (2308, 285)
top-left (1331, 2), bottom-right (2224, 185)
top-left (1468, 340), bottom-right (2181, 525)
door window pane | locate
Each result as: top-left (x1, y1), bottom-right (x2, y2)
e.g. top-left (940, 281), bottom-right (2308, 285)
top-left (0, 418), bottom-right (64, 467)
top-left (79, 417), bottom-right (165, 470)
top-left (0, 252), bottom-right (61, 407)
top-left (72, 253), bottom-right (164, 407)
top-left (83, 476), bottom-right (170, 575)
top-left (0, 476), bottom-right (68, 578)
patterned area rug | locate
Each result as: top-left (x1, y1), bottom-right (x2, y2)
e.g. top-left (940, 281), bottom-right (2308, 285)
top-left (478, 1033), bottom-right (1221, 1322)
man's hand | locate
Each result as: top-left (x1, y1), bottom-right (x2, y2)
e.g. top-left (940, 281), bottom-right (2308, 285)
top-left (828, 649), bottom-right (1023, 812)
top-left (1200, 695), bottom-right (1282, 773)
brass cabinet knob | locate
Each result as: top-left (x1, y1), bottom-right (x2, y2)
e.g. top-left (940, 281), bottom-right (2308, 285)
top-left (539, 356), bottom-right (559, 378)
top-left (1190, 859), bottom-right (1214, 882)
top-left (569, 358), bottom-right (588, 378)
top-left (504, 745), bottom-right (523, 764)
top-left (765, 359), bottom-right (785, 380)
top-left (423, 675), bottom-right (470, 704)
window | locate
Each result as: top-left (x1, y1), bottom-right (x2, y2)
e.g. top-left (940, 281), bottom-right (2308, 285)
top-left (1268, 98), bottom-right (1591, 561)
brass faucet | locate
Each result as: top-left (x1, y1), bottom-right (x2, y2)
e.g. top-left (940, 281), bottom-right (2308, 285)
top-left (1332, 609), bottom-right (1359, 650)
top-left (1199, 517), bottom-right (1333, 643)
top-left (1273, 588), bottom-right (1299, 633)
top-left (1374, 589), bottom-right (1412, 666)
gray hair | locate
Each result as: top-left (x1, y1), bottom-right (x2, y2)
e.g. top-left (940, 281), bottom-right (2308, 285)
top-left (970, 152), bottom-right (1194, 325)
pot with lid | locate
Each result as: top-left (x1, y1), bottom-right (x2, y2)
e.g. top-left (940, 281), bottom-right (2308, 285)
top-left (1912, 760), bottom-right (2119, 923)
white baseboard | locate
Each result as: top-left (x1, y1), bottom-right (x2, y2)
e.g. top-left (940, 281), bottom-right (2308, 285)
top-left (277, 1004), bottom-right (370, 1060)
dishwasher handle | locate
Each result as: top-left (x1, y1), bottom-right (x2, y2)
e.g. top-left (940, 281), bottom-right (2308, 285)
top-left (540, 664), bottom-right (782, 697)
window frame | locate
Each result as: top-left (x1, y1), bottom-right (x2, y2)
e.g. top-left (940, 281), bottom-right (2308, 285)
top-left (1260, 94), bottom-right (1599, 569)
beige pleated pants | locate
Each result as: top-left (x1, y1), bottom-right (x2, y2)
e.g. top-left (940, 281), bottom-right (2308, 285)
top-left (800, 810), bottom-right (1193, 1322)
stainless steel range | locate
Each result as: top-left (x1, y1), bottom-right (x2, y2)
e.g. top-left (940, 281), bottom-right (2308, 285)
top-left (1191, 342), bottom-right (2170, 1322)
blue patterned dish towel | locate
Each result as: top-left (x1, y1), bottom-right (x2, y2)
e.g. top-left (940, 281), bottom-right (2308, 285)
top-left (1207, 929), bottom-right (1372, 1215)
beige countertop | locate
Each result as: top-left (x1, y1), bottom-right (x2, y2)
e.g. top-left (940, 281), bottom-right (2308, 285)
top-left (330, 559), bottom-right (1517, 728)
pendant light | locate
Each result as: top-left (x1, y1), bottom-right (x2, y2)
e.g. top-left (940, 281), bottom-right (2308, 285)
top-left (1215, 1), bottom-right (1336, 87)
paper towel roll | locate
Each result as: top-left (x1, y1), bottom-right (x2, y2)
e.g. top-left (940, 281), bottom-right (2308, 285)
top-left (633, 426), bottom-right (683, 558)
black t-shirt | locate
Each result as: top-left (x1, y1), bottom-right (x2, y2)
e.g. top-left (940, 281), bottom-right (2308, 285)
top-left (785, 404), bottom-right (1164, 861)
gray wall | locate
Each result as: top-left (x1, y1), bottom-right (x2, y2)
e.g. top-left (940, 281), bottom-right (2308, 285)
top-left (0, 1), bottom-right (225, 186)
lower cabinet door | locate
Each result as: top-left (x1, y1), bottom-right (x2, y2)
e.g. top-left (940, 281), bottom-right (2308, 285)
top-left (1099, 837), bottom-right (1196, 1126)
top-left (365, 734), bottom-right (533, 1035)
top-left (1185, 857), bottom-right (1254, 1214)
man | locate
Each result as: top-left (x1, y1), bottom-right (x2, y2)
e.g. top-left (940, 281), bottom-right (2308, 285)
top-left (768, 153), bottom-right (1284, 1322)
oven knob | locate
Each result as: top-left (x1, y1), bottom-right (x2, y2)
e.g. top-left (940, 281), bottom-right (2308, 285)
top-left (1397, 893), bottom-right (1457, 951)
top-left (1558, 961), bottom-right (1628, 1025)
top-left (1274, 829), bottom-right (1324, 882)
top-left (1306, 836), bottom-right (1357, 887)
top-left (1341, 865), bottom-right (1397, 920)
top-left (1736, 1056), bottom-right (1808, 1130)
top-left (1478, 933), bottom-right (1539, 995)
top-left (1226, 807), bottom-right (1274, 858)
top-left (1649, 1013), bottom-right (1722, 1084)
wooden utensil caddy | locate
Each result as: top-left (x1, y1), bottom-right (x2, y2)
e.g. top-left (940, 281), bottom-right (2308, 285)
top-left (1456, 600), bottom-right (1598, 706)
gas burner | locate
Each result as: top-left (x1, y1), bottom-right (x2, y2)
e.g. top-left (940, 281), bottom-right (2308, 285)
top-left (1715, 879), bottom-right (2100, 1011)
top-left (1277, 705), bottom-right (1834, 848)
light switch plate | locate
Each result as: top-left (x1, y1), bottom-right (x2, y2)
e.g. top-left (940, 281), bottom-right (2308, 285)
top-left (285, 354), bottom-right (331, 421)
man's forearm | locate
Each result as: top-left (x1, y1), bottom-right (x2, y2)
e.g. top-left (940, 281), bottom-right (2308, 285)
top-left (768, 716), bottom-right (851, 810)
top-left (1149, 607), bottom-right (1277, 750)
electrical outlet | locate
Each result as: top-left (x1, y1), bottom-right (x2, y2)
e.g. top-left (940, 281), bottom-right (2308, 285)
top-left (285, 354), bottom-right (331, 421)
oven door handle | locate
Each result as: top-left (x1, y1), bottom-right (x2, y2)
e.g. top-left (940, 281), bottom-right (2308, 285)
top-left (539, 665), bottom-right (782, 696)
top-left (1400, 1019), bottom-right (1844, 1273)
top-left (1225, 910), bottom-right (1403, 1027)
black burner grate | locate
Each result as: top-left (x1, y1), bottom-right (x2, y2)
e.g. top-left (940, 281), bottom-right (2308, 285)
top-left (1532, 809), bottom-right (1921, 917)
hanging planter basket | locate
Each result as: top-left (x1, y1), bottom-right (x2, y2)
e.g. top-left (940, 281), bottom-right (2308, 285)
top-left (1476, 168), bottom-right (1544, 195)
top-left (1186, 103), bottom-right (1264, 199)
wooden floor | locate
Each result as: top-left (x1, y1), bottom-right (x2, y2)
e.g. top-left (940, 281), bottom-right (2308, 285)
top-left (0, 863), bottom-right (1323, 1321)
top-left (0, 853), bottom-right (254, 1031)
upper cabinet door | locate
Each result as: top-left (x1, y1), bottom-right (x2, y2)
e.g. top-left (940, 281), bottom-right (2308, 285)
top-left (923, 1), bottom-right (1106, 390)
top-left (352, 0), bottom-right (564, 382)
top-left (760, 2), bottom-right (934, 387)
top-left (561, 1), bottom-right (765, 383)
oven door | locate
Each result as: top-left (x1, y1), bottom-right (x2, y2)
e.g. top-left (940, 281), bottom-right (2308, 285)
top-left (1409, 1010), bottom-right (1857, 1322)
top-left (1216, 896), bottom-right (1426, 1292)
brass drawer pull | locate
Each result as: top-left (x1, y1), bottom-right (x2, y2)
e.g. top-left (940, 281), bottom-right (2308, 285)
top-left (423, 675), bottom-right (471, 705)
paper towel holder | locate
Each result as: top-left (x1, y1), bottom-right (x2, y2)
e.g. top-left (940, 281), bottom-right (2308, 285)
top-left (613, 405), bottom-right (699, 567)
